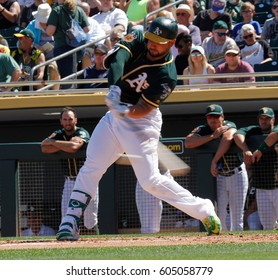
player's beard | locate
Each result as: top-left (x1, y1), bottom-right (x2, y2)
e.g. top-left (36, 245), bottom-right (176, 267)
top-left (64, 124), bottom-right (75, 134)
top-left (147, 48), bottom-right (169, 60)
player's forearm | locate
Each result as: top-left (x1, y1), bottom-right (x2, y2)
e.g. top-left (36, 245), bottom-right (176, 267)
top-left (213, 138), bottom-right (232, 163)
top-left (41, 145), bottom-right (60, 153)
top-left (127, 99), bottom-right (154, 119)
top-left (265, 131), bottom-right (278, 148)
top-left (184, 134), bottom-right (215, 148)
top-left (50, 140), bottom-right (82, 153)
top-left (233, 134), bottom-right (249, 152)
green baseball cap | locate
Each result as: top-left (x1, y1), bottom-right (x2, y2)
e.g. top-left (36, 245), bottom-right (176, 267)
top-left (14, 29), bottom-right (35, 41)
top-left (206, 104), bottom-right (223, 116)
top-left (258, 107), bottom-right (275, 118)
top-left (213, 20), bottom-right (228, 30)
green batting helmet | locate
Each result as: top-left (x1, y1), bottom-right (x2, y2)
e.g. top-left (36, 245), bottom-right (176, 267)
top-left (144, 17), bottom-right (178, 44)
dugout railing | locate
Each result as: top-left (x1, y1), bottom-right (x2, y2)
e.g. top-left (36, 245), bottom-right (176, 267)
top-left (0, 135), bottom-right (273, 237)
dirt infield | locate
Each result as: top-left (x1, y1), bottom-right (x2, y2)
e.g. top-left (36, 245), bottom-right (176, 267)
top-left (0, 233), bottom-right (277, 250)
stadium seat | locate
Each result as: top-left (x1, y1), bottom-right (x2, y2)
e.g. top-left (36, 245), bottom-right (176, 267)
top-left (0, 26), bottom-right (23, 51)
top-left (254, 3), bottom-right (273, 26)
top-left (254, 60), bottom-right (278, 82)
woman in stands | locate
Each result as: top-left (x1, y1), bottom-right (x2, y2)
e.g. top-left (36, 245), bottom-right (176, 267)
top-left (183, 45), bottom-right (215, 85)
top-left (46, 0), bottom-right (89, 89)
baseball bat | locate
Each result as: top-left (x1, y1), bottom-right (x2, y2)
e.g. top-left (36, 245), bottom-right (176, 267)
top-left (115, 143), bottom-right (191, 176)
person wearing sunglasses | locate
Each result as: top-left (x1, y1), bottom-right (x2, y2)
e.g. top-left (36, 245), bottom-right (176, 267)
top-left (185, 104), bottom-right (248, 232)
top-left (240, 24), bottom-right (273, 68)
top-left (202, 20), bottom-right (236, 68)
top-left (261, 0), bottom-right (278, 41)
top-left (214, 43), bottom-right (255, 83)
top-left (183, 45), bottom-right (215, 85)
top-left (231, 2), bottom-right (262, 43)
top-left (175, 4), bottom-right (201, 46)
top-left (78, 44), bottom-right (108, 89)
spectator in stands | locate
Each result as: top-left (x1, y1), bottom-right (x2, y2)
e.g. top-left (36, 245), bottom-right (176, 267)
top-left (0, 32), bottom-right (10, 53)
top-left (234, 107), bottom-right (278, 230)
top-left (119, 0), bottom-right (160, 33)
top-left (12, 29), bottom-right (46, 90)
top-left (175, 4), bottom-right (201, 46)
top-left (240, 24), bottom-right (273, 68)
top-left (171, 23), bottom-right (189, 59)
top-left (214, 44), bottom-right (255, 83)
top-left (85, 0), bottom-right (101, 16)
top-left (21, 205), bottom-right (56, 236)
top-left (78, 43), bottom-right (108, 88)
top-left (0, 52), bottom-right (21, 92)
top-left (231, 2), bottom-right (262, 44)
top-left (106, 27), bottom-right (124, 50)
top-left (20, 0), bottom-right (45, 28)
top-left (0, 32), bottom-right (9, 47)
top-left (261, 0), bottom-right (278, 40)
top-left (46, 0), bottom-right (90, 89)
top-left (92, 0), bottom-right (128, 34)
top-left (26, 3), bottom-right (60, 90)
top-left (225, 0), bottom-right (243, 25)
top-left (185, 104), bottom-right (248, 231)
top-left (185, 0), bottom-right (204, 16)
top-left (175, 33), bottom-right (192, 78)
top-left (193, 0), bottom-right (232, 41)
top-left (79, 1), bottom-right (105, 44)
top-left (202, 20), bottom-right (236, 68)
top-left (183, 45), bottom-right (215, 85)
top-left (0, 0), bottom-right (21, 29)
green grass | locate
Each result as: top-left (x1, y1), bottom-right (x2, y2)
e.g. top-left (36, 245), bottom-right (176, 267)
top-left (0, 242), bottom-right (277, 260)
top-left (0, 232), bottom-right (277, 260)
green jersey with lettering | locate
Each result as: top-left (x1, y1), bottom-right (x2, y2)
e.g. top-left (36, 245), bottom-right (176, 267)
top-left (105, 30), bottom-right (177, 107)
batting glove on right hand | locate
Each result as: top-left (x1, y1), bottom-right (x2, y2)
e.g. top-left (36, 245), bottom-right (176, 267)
top-left (105, 85), bottom-right (121, 108)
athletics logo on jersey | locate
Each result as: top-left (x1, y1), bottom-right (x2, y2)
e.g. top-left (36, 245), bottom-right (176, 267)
top-left (125, 72), bottom-right (150, 92)
top-left (160, 83), bottom-right (171, 99)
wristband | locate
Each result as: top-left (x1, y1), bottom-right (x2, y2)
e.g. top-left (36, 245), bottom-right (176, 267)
top-left (257, 141), bottom-right (269, 152)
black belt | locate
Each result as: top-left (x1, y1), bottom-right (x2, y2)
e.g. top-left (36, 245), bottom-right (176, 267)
top-left (218, 166), bottom-right (242, 177)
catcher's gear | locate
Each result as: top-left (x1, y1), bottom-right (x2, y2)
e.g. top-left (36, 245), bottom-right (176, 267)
top-left (144, 17), bottom-right (178, 44)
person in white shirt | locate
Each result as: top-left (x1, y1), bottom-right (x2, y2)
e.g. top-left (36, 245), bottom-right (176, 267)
top-left (240, 24), bottom-right (273, 68)
top-left (92, 0), bottom-right (128, 34)
top-left (79, 1), bottom-right (106, 43)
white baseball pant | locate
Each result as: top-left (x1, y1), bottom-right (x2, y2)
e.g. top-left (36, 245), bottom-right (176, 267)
top-left (256, 188), bottom-right (278, 230)
top-left (62, 177), bottom-right (98, 229)
top-left (72, 109), bottom-right (216, 223)
top-left (216, 163), bottom-right (248, 231)
top-left (135, 170), bottom-right (173, 234)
